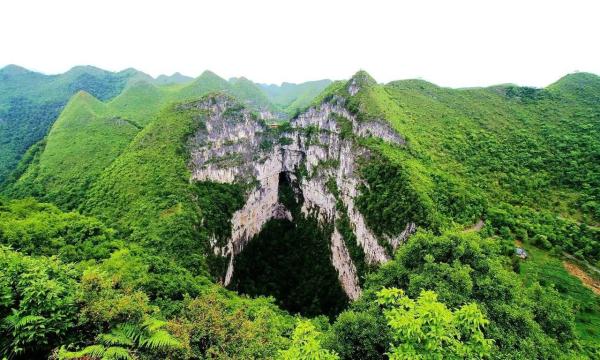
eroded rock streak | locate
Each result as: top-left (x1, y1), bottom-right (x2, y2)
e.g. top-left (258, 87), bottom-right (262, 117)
top-left (188, 93), bottom-right (414, 299)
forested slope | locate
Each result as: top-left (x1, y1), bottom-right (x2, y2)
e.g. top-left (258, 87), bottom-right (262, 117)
top-left (0, 65), bottom-right (149, 182)
top-left (0, 69), bottom-right (599, 359)
top-left (319, 71), bottom-right (600, 264)
top-left (4, 71), bottom-right (283, 209)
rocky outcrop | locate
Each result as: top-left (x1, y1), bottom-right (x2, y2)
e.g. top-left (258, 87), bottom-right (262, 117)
top-left (330, 227), bottom-right (361, 300)
top-left (387, 222), bottom-right (417, 251)
top-left (188, 93), bottom-right (415, 299)
top-left (354, 119), bottom-right (405, 145)
top-left (348, 78), bottom-right (360, 96)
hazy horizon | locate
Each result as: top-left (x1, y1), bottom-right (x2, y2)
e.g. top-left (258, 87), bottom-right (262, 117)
top-left (2, 63), bottom-right (598, 89)
top-left (2, 0), bottom-right (599, 88)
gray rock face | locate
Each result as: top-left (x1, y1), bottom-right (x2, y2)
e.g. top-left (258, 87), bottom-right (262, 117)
top-left (188, 94), bottom-right (415, 299)
top-left (330, 227), bottom-right (361, 300)
top-left (348, 78), bottom-right (360, 96)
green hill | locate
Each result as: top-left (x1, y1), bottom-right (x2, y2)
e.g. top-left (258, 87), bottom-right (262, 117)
top-left (229, 77), bottom-right (278, 113)
top-left (1, 68), bottom-right (599, 359)
top-left (0, 65), bottom-right (150, 182)
top-left (5, 70), bottom-right (285, 208)
top-left (8, 91), bottom-right (139, 208)
top-left (319, 70), bottom-right (600, 259)
top-left (81, 100), bottom-right (208, 271)
top-left (107, 80), bottom-right (167, 126)
top-left (154, 72), bottom-right (193, 85)
top-left (260, 79), bottom-right (332, 114)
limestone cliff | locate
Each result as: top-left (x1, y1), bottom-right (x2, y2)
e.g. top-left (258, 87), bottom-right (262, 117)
top-left (188, 82), bottom-right (415, 300)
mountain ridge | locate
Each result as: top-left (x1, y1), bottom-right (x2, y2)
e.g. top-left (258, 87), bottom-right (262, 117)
top-left (1, 66), bottom-right (600, 359)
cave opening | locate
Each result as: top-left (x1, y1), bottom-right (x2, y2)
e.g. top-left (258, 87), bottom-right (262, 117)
top-left (228, 172), bottom-right (349, 319)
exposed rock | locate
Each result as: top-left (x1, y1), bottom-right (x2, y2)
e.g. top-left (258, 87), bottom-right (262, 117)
top-left (187, 93), bottom-right (412, 299)
top-left (348, 78), bottom-right (360, 96)
top-left (330, 227), bottom-right (361, 300)
top-left (354, 119), bottom-right (405, 145)
top-left (257, 110), bottom-right (276, 120)
top-left (386, 222), bottom-right (417, 251)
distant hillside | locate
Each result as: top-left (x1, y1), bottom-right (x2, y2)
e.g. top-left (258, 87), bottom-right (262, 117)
top-left (229, 77), bottom-right (278, 114)
top-left (4, 70), bottom-right (284, 207)
top-left (0, 65), bottom-right (150, 182)
top-left (154, 72), bottom-right (193, 85)
top-left (8, 91), bottom-right (139, 208)
top-left (260, 79), bottom-right (332, 114)
top-left (1, 69), bottom-right (599, 359)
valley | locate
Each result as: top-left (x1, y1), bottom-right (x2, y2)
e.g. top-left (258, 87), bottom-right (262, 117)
top-left (0, 65), bottom-right (599, 359)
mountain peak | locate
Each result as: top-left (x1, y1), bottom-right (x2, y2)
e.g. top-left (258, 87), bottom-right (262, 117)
top-left (63, 90), bottom-right (106, 116)
top-left (230, 76), bottom-right (252, 83)
top-left (155, 72), bottom-right (193, 85)
top-left (551, 71), bottom-right (600, 87)
top-left (71, 89), bottom-right (100, 103)
top-left (0, 64), bottom-right (32, 76)
top-left (191, 70), bottom-right (229, 87)
top-left (198, 70), bottom-right (222, 79)
top-left (347, 70), bottom-right (377, 95)
top-left (548, 71), bottom-right (600, 97)
top-left (351, 70), bottom-right (376, 86)
top-left (65, 65), bottom-right (107, 76)
top-left (118, 67), bottom-right (149, 77)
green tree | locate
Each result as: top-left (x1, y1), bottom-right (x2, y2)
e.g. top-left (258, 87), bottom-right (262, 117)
top-left (278, 320), bottom-right (340, 360)
top-left (168, 289), bottom-right (293, 359)
top-left (0, 246), bottom-right (79, 359)
top-left (376, 288), bottom-right (493, 359)
top-left (326, 310), bottom-right (390, 360)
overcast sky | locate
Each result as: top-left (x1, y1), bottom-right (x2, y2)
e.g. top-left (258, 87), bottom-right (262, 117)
top-left (1, 0), bottom-right (598, 87)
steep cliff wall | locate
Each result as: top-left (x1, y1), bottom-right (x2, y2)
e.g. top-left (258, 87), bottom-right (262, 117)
top-left (188, 89), bottom-right (415, 300)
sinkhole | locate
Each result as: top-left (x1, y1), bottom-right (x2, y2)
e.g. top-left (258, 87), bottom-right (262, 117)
top-left (227, 172), bottom-right (349, 318)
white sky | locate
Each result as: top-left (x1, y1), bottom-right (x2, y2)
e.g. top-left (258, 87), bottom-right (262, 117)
top-left (1, 0), bottom-right (598, 87)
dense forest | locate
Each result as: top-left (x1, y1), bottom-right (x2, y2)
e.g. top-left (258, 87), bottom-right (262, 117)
top-left (0, 65), bottom-right (599, 359)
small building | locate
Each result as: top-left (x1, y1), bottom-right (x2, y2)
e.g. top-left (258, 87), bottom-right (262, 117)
top-left (515, 247), bottom-right (528, 259)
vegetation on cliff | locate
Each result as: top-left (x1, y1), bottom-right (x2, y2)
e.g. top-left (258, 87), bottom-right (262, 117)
top-left (0, 68), bottom-right (599, 359)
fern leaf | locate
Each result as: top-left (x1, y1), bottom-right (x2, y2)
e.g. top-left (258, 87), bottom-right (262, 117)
top-left (14, 314), bottom-right (45, 328)
top-left (58, 344), bottom-right (106, 359)
top-left (118, 323), bottom-right (143, 343)
top-left (139, 330), bottom-right (181, 350)
top-left (79, 344), bottom-right (107, 358)
top-left (99, 328), bottom-right (134, 346)
top-left (142, 317), bottom-right (167, 332)
top-left (103, 346), bottom-right (133, 360)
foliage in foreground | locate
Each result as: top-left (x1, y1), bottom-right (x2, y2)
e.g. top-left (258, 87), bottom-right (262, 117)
top-left (1, 70), bottom-right (600, 359)
top-left (58, 318), bottom-right (181, 360)
top-left (278, 320), bottom-right (340, 360)
top-left (377, 288), bottom-right (492, 359)
top-left (2, 191), bottom-right (599, 359)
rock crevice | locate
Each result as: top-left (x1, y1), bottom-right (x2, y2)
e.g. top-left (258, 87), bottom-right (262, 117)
top-left (188, 94), bottom-right (415, 299)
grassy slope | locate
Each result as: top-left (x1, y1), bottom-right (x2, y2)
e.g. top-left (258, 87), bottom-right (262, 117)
top-left (107, 80), bottom-right (168, 126)
top-left (31, 92), bottom-right (138, 207)
top-left (260, 79), bottom-right (332, 115)
top-left (381, 74), bottom-right (600, 222)
top-left (229, 77), bottom-right (278, 112)
top-left (82, 102), bottom-right (206, 270)
top-left (6, 91), bottom-right (139, 208)
top-left (5, 71), bottom-right (283, 209)
top-left (327, 71), bottom-right (600, 227)
top-left (518, 244), bottom-right (600, 343)
top-left (0, 65), bottom-right (148, 181)
top-left (337, 71), bottom-right (600, 349)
